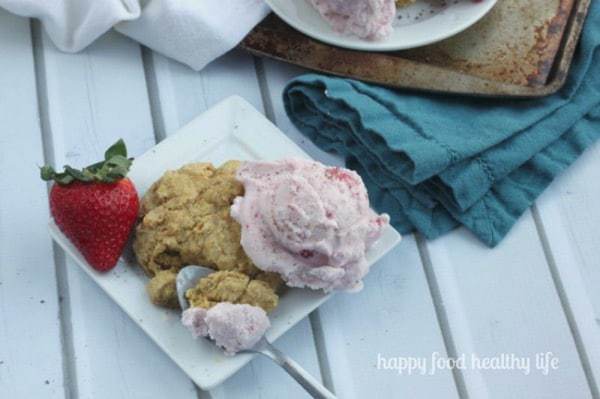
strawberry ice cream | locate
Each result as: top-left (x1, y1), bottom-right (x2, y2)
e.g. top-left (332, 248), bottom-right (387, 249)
top-left (308, 0), bottom-right (397, 40)
top-left (182, 303), bottom-right (270, 356)
top-left (231, 159), bottom-right (390, 292)
top-left (181, 307), bottom-right (209, 338)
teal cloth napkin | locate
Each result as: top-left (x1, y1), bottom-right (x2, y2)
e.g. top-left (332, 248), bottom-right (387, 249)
top-left (283, 1), bottom-right (600, 247)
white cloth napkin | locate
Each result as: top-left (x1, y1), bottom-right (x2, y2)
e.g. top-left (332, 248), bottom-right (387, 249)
top-left (0, 0), bottom-right (270, 70)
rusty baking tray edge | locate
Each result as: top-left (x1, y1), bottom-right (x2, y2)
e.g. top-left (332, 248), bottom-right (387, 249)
top-left (240, 0), bottom-right (591, 98)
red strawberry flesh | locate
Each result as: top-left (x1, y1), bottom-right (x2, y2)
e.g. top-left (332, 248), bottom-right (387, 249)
top-left (50, 179), bottom-right (139, 271)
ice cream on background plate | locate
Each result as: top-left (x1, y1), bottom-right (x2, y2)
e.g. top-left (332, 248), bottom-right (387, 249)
top-left (231, 158), bottom-right (390, 293)
top-left (307, 0), bottom-right (415, 40)
top-left (182, 303), bottom-right (270, 355)
top-left (308, 0), bottom-right (396, 40)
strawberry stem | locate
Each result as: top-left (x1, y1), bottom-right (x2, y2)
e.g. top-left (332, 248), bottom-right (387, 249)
top-left (41, 139), bottom-right (133, 185)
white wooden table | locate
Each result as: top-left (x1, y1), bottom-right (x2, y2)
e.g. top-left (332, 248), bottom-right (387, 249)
top-left (1, 12), bottom-right (599, 399)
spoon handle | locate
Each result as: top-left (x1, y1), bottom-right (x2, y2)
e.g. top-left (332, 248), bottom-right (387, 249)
top-left (258, 341), bottom-right (337, 399)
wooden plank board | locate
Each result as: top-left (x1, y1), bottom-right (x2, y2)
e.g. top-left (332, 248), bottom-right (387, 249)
top-left (260, 58), bottom-right (459, 398)
top-left (146, 50), bottom-right (324, 397)
top-left (317, 236), bottom-right (460, 398)
top-left (148, 51), bottom-right (265, 136)
top-left (37, 30), bottom-right (198, 399)
top-left (425, 214), bottom-right (592, 398)
top-left (253, 61), bottom-right (341, 167)
top-left (0, 14), bottom-right (66, 399)
top-left (534, 141), bottom-right (600, 392)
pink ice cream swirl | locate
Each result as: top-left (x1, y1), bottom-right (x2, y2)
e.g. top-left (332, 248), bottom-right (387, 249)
top-left (308, 0), bottom-right (397, 40)
top-left (231, 159), bottom-right (390, 292)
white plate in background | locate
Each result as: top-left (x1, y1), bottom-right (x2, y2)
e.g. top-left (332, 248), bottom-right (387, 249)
top-left (48, 96), bottom-right (402, 390)
top-left (265, 0), bottom-right (498, 51)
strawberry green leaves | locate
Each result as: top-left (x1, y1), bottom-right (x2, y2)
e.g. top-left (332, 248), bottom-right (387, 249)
top-left (41, 139), bottom-right (133, 185)
top-left (104, 138), bottom-right (127, 160)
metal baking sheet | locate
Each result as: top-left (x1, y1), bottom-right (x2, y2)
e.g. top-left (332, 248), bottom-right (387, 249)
top-left (240, 0), bottom-right (591, 97)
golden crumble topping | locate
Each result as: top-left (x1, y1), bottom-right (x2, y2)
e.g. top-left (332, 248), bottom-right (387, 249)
top-left (133, 161), bottom-right (282, 309)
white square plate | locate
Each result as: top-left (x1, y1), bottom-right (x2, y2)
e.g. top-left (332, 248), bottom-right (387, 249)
top-left (48, 96), bottom-right (401, 390)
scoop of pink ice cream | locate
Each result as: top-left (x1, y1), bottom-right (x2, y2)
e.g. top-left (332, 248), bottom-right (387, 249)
top-left (182, 303), bottom-right (270, 356)
top-left (308, 0), bottom-right (396, 40)
top-left (231, 159), bottom-right (390, 292)
top-left (205, 303), bottom-right (270, 355)
top-left (181, 307), bottom-right (209, 338)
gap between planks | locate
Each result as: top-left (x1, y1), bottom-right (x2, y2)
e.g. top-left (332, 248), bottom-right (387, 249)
top-left (30, 19), bottom-right (78, 399)
top-left (531, 205), bottom-right (599, 398)
top-left (415, 233), bottom-right (470, 399)
top-left (141, 46), bottom-right (167, 143)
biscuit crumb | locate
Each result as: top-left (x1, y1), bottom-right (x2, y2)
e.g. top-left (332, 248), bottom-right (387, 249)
top-left (186, 271), bottom-right (279, 312)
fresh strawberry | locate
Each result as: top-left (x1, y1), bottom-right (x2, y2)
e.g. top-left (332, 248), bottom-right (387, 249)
top-left (41, 139), bottom-right (139, 272)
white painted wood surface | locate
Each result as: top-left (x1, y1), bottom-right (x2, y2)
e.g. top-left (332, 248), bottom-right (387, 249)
top-left (0, 13), bottom-right (599, 399)
top-left (0, 11), bottom-right (66, 399)
top-left (535, 142), bottom-right (600, 396)
top-left (425, 216), bottom-right (592, 399)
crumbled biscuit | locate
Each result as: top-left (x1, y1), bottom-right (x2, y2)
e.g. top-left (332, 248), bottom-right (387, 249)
top-left (186, 271), bottom-right (279, 312)
top-left (134, 161), bottom-right (282, 309)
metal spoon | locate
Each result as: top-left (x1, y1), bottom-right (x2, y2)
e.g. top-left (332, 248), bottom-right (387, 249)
top-left (176, 265), bottom-right (337, 399)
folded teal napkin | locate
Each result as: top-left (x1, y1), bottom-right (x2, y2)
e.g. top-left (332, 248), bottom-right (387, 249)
top-left (283, 1), bottom-right (600, 247)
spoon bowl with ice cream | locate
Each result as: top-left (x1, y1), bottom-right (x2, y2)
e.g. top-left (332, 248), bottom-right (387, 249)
top-left (176, 265), bottom-right (337, 399)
